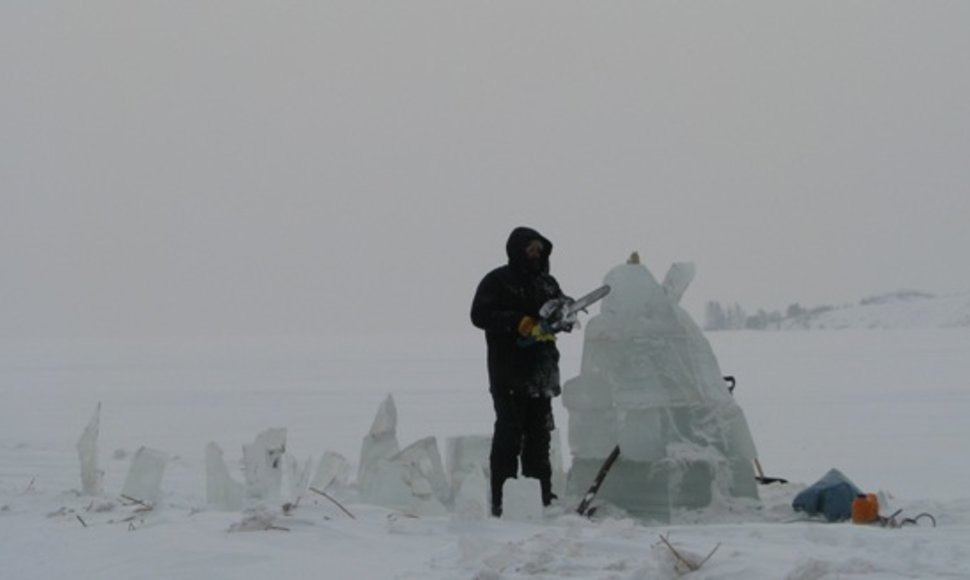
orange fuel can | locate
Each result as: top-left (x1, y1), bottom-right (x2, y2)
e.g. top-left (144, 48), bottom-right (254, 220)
top-left (852, 493), bottom-right (880, 524)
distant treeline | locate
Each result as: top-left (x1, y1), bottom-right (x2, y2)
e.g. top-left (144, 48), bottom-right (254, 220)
top-left (702, 302), bottom-right (832, 330)
top-left (703, 290), bottom-right (935, 331)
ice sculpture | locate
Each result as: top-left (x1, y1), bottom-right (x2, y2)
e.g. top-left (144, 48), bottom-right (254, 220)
top-left (564, 259), bottom-right (759, 521)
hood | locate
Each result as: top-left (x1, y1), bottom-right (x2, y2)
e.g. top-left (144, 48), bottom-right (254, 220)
top-left (506, 226), bottom-right (553, 274)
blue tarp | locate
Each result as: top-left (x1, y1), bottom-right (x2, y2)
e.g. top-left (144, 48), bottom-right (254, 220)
top-left (792, 468), bottom-right (863, 522)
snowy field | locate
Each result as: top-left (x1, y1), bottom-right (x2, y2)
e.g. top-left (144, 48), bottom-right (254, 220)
top-left (2, 329), bottom-right (969, 579)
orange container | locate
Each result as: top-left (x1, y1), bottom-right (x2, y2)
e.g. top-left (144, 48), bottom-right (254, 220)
top-left (852, 493), bottom-right (880, 524)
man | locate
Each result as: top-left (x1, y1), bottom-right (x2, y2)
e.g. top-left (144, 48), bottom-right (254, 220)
top-left (470, 226), bottom-right (568, 517)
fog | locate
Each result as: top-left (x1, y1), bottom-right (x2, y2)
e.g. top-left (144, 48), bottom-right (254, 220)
top-left (3, 2), bottom-right (969, 338)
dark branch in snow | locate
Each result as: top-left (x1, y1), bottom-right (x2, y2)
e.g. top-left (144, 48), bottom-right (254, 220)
top-left (120, 494), bottom-right (154, 512)
top-left (309, 486), bottom-right (356, 519)
top-left (659, 533), bottom-right (720, 574)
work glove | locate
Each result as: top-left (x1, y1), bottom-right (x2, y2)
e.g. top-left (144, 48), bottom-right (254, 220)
top-left (517, 316), bottom-right (557, 343)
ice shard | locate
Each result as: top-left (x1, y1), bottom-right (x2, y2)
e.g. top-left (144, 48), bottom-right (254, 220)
top-left (242, 428), bottom-right (287, 499)
top-left (452, 465), bottom-right (488, 521)
top-left (77, 403), bottom-right (103, 496)
top-left (445, 435), bottom-right (491, 502)
top-left (360, 436), bottom-right (449, 515)
top-left (357, 395), bottom-right (400, 491)
top-left (284, 454), bottom-right (312, 501)
top-left (205, 441), bottom-right (244, 510)
top-left (121, 446), bottom-right (168, 504)
top-left (310, 451), bottom-right (351, 492)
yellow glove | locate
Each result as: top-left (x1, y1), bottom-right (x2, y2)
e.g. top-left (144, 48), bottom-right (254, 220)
top-left (518, 316), bottom-right (556, 342)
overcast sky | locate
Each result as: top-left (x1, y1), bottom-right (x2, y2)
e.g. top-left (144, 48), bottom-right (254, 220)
top-left (3, 2), bottom-right (969, 338)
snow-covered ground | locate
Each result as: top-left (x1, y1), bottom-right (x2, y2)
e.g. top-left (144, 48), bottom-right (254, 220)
top-left (2, 330), bottom-right (969, 579)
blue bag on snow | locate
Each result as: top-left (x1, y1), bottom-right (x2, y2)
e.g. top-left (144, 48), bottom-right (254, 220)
top-left (792, 468), bottom-right (863, 522)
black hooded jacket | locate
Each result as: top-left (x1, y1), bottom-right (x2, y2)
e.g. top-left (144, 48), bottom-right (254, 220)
top-left (471, 227), bottom-right (565, 398)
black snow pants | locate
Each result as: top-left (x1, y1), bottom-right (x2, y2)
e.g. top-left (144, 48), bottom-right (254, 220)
top-left (489, 392), bottom-right (555, 511)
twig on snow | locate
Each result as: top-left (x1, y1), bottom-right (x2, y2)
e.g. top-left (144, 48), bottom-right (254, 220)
top-left (227, 511), bottom-right (291, 533)
top-left (120, 495), bottom-right (154, 513)
top-left (659, 533), bottom-right (721, 573)
top-left (309, 486), bottom-right (356, 519)
top-left (120, 494), bottom-right (150, 507)
top-left (696, 541), bottom-right (721, 569)
top-left (76, 515), bottom-right (88, 528)
top-left (900, 512), bottom-right (937, 528)
top-left (878, 509), bottom-right (938, 529)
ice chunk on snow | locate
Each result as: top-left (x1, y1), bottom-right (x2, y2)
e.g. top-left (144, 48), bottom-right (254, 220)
top-left (501, 478), bottom-right (543, 522)
top-left (76, 403), bottom-right (103, 496)
top-left (445, 435), bottom-right (491, 502)
top-left (452, 465), bottom-right (488, 521)
top-left (360, 458), bottom-right (448, 516)
top-left (121, 446), bottom-right (168, 503)
top-left (360, 436), bottom-right (449, 515)
top-left (310, 451), bottom-right (351, 492)
top-left (205, 442), bottom-right (244, 510)
top-left (242, 428), bottom-right (286, 499)
top-left (284, 454), bottom-right (312, 500)
top-left (392, 437), bottom-right (450, 506)
top-left (357, 395), bottom-right (400, 490)
top-left (359, 459), bottom-right (414, 510)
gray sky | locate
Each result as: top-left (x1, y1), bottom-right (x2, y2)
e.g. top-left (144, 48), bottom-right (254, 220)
top-left (3, 2), bottom-right (969, 338)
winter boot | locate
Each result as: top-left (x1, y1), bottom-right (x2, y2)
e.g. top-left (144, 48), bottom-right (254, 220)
top-left (540, 477), bottom-right (557, 507)
top-left (490, 475), bottom-right (504, 517)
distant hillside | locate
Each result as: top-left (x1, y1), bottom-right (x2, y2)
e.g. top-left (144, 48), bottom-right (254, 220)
top-left (704, 291), bottom-right (970, 331)
top-left (776, 291), bottom-right (970, 330)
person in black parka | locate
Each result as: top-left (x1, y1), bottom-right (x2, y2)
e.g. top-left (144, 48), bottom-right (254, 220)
top-left (471, 226), bottom-right (567, 517)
